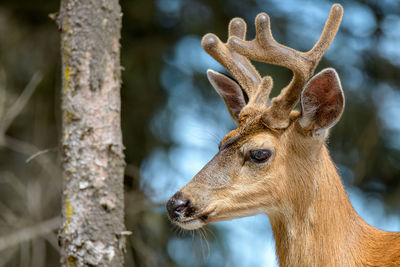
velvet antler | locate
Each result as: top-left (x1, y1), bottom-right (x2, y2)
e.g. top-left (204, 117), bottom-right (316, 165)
top-left (203, 4), bottom-right (343, 128)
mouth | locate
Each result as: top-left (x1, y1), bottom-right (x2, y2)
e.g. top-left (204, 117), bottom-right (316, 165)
top-left (174, 208), bottom-right (216, 230)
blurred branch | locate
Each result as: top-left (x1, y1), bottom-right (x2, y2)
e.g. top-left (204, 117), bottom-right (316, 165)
top-left (0, 247), bottom-right (18, 267)
top-left (0, 72), bottom-right (59, 180)
top-left (2, 135), bottom-right (60, 182)
top-left (0, 217), bottom-right (60, 251)
top-left (0, 199), bottom-right (20, 227)
top-left (0, 172), bottom-right (27, 204)
top-left (0, 72), bottom-right (43, 136)
top-left (43, 233), bottom-right (60, 252)
top-left (0, 69), bottom-right (6, 120)
top-left (26, 147), bottom-right (58, 163)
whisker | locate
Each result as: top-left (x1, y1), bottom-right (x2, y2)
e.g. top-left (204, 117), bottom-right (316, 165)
top-left (199, 227), bottom-right (210, 259)
top-left (203, 225), bottom-right (217, 241)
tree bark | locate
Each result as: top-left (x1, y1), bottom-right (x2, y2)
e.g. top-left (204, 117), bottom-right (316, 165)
top-left (58, 0), bottom-right (126, 266)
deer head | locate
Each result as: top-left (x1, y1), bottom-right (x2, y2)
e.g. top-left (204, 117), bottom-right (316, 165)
top-left (167, 4), bottom-right (344, 230)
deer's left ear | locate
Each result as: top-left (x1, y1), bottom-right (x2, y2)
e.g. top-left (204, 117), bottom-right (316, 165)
top-left (299, 68), bottom-right (344, 138)
top-left (207, 69), bottom-right (247, 125)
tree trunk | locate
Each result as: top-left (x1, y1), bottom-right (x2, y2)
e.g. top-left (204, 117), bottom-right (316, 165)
top-left (58, 0), bottom-right (126, 266)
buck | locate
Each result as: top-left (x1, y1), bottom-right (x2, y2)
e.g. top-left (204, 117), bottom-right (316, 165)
top-left (166, 4), bottom-right (400, 266)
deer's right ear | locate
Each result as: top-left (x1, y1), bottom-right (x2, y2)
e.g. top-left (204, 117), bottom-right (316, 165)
top-left (207, 69), bottom-right (247, 125)
top-left (299, 68), bottom-right (344, 138)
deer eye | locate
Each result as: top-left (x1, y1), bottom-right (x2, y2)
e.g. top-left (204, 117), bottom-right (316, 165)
top-left (248, 149), bottom-right (272, 163)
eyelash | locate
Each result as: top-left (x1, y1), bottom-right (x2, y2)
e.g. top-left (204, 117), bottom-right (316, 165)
top-left (245, 149), bottom-right (273, 163)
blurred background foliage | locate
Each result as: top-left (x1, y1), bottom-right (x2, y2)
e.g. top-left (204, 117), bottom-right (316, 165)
top-left (0, 0), bottom-right (399, 266)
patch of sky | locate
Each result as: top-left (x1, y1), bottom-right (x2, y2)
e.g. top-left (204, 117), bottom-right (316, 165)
top-left (218, 215), bottom-right (278, 267)
top-left (254, 0), bottom-right (329, 52)
top-left (323, 37), bottom-right (358, 71)
top-left (167, 237), bottom-right (202, 266)
top-left (348, 187), bottom-right (400, 232)
top-left (161, 69), bottom-right (233, 143)
top-left (149, 108), bottom-right (172, 145)
top-left (156, 0), bottom-right (212, 28)
top-left (155, 0), bottom-right (182, 28)
top-left (156, 0), bottom-right (182, 14)
top-left (342, 3), bottom-right (376, 38)
top-left (167, 233), bottom-right (226, 267)
top-left (374, 82), bottom-right (400, 132)
top-left (332, 146), bottom-right (359, 170)
top-left (378, 0), bottom-right (400, 14)
top-left (382, 15), bottom-right (400, 38)
top-left (163, 35), bottom-right (223, 76)
top-left (255, 0), bottom-right (286, 15)
top-left (171, 106), bottom-right (227, 146)
top-left (379, 15), bottom-right (400, 67)
top-left (337, 163), bottom-right (355, 186)
top-left (140, 148), bottom-right (183, 203)
top-left (338, 65), bottom-right (364, 91)
top-left (168, 144), bottom-right (214, 177)
top-left (256, 0), bottom-right (329, 18)
top-left (373, 83), bottom-right (400, 148)
top-left (164, 79), bottom-right (199, 108)
top-left (181, 0), bottom-right (212, 26)
top-left (141, 119), bottom-right (221, 203)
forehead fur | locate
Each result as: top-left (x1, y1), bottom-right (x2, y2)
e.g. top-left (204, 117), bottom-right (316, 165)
top-left (220, 106), bottom-right (302, 149)
top-left (221, 109), bottom-right (275, 148)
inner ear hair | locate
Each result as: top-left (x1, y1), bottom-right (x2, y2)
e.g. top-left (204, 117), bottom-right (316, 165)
top-left (299, 68), bottom-right (345, 138)
top-left (207, 69), bottom-right (248, 125)
top-left (222, 73), bottom-right (249, 103)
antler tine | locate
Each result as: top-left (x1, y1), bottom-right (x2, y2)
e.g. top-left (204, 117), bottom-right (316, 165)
top-left (307, 4), bottom-right (344, 63)
top-left (202, 18), bottom-right (261, 97)
top-left (248, 76), bottom-right (273, 106)
top-left (228, 4), bottom-right (343, 128)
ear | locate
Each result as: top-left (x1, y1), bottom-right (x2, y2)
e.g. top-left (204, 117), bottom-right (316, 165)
top-left (299, 68), bottom-right (344, 138)
top-left (207, 69), bottom-right (247, 125)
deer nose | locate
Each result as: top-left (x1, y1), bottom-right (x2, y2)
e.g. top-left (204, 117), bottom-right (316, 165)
top-left (166, 192), bottom-right (193, 221)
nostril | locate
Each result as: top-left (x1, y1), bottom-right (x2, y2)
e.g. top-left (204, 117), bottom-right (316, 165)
top-left (175, 205), bottom-right (186, 213)
top-left (166, 192), bottom-right (193, 221)
top-left (173, 198), bottom-right (189, 215)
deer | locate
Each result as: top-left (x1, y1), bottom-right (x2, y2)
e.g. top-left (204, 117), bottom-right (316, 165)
top-left (166, 4), bottom-right (400, 266)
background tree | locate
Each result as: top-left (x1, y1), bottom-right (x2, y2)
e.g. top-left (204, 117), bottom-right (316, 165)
top-left (57, 0), bottom-right (126, 266)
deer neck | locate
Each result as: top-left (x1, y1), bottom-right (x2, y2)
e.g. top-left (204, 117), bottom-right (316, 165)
top-left (268, 145), bottom-right (369, 266)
